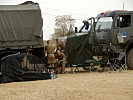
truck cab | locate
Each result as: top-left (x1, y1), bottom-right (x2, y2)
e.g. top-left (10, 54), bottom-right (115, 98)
top-left (95, 10), bottom-right (133, 47)
top-left (95, 10), bottom-right (133, 69)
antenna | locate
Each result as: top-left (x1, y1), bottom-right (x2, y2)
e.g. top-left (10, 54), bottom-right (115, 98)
top-left (123, 2), bottom-right (124, 10)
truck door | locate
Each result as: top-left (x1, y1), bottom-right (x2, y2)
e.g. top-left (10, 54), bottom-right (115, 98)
top-left (114, 14), bottom-right (132, 45)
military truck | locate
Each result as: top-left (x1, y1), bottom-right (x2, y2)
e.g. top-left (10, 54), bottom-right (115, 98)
top-left (0, 1), bottom-right (44, 58)
top-left (65, 10), bottom-right (133, 70)
top-left (0, 1), bottom-right (50, 83)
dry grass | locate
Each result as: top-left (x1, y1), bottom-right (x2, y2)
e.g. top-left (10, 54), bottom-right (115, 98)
top-left (0, 68), bottom-right (133, 100)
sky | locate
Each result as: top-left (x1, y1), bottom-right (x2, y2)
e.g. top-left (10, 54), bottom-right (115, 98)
top-left (0, 0), bottom-right (133, 40)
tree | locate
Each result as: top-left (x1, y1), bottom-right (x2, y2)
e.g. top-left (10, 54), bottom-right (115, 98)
top-left (54, 15), bottom-right (75, 38)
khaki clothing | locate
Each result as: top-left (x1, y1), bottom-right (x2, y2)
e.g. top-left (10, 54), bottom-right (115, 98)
top-left (45, 43), bottom-right (55, 67)
top-left (47, 54), bottom-right (55, 64)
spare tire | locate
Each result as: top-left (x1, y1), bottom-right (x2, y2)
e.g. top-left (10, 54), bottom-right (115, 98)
top-left (127, 48), bottom-right (133, 70)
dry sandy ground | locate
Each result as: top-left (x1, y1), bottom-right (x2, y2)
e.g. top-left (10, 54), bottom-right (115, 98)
top-left (0, 69), bottom-right (133, 100)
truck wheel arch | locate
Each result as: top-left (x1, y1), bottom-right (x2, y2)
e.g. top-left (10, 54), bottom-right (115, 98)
top-left (125, 41), bottom-right (133, 70)
top-left (0, 51), bottom-right (17, 60)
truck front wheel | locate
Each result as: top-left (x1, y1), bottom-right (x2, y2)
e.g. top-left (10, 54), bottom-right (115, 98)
top-left (127, 48), bottom-right (133, 70)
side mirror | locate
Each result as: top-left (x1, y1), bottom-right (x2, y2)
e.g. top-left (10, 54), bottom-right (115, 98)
top-left (85, 21), bottom-right (89, 30)
top-left (75, 27), bottom-right (78, 33)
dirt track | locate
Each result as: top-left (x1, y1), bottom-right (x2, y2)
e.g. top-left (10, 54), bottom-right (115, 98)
top-left (0, 69), bottom-right (133, 100)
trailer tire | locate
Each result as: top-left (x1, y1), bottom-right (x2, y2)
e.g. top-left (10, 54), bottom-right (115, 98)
top-left (127, 48), bottom-right (133, 70)
top-left (82, 66), bottom-right (92, 71)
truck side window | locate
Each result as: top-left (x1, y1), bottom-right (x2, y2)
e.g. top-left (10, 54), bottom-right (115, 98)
top-left (115, 17), bottom-right (120, 27)
top-left (120, 15), bottom-right (131, 28)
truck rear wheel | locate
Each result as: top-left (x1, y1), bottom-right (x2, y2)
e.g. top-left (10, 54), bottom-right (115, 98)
top-left (127, 48), bottom-right (133, 70)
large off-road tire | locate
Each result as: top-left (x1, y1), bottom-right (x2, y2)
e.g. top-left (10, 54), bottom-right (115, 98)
top-left (1, 63), bottom-right (13, 83)
top-left (1, 57), bottom-right (22, 83)
top-left (127, 48), bottom-right (133, 70)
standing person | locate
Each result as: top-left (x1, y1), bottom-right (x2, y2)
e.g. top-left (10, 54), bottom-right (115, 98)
top-left (61, 50), bottom-right (67, 73)
top-left (44, 40), bottom-right (55, 68)
top-left (56, 39), bottom-right (65, 50)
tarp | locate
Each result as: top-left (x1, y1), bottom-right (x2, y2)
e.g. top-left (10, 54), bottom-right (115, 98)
top-left (65, 34), bottom-right (93, 65)
top-left (0, 3), bottom-right (43, 42)
top-left (0, 53), bottom-right (50, 83)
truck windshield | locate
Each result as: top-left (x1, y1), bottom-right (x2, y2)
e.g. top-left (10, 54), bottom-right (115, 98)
top-left (95, 17), bottom-right (113, 31)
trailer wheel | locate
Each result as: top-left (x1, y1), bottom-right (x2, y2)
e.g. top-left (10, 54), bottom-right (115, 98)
top-left (82, 66), bottom-right (91, 71)
top-left (127, 48), bottom-right (133, 70)
top-left (82, 63), bottom-right (95, 71)
top-left (83, 60), bottom-right (96, 71)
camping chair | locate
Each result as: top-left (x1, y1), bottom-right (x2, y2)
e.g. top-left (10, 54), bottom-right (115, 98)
top-left (108, 52), bottom-right (127, 72)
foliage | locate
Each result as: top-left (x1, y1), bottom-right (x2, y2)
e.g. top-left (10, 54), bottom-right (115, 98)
top-left (54, 15), bottom-right (75, 38)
